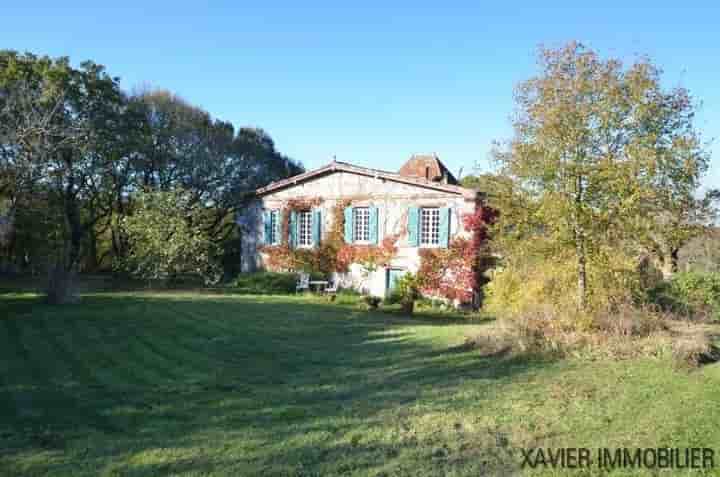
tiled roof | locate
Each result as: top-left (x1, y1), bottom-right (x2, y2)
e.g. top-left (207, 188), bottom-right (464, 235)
top-left (398, 154), bottom-right (458, 185)
top-left (255, 160), bottom-right (477, 199)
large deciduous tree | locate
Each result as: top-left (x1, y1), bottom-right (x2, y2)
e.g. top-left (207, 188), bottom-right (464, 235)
top-left (128, 90), bottom-right (302, 245)
top-left (125, 91), bottom-right (302, 278)
top-left (0, 52), bottom-right (302, 301)
top-left (0, 51), bottom-right (127, 302)
top-left (494, 42), bottom-right (711, 309)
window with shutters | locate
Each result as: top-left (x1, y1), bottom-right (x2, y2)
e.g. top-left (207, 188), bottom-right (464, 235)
top-left (268, 210), bottom-right (279, 245)
top-left (297, 210), bottom-right (313, 247)
top-left (420, 207), bottom-right (440, 247)
top-left (353, 207), bottom-right (370, 243)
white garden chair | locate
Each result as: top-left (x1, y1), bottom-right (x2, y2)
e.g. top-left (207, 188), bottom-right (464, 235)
top-left (324, 279), bottom-right (339, 301)
top-left (324, 280), bottom-right (338, 294)
top-left (296, 272), bottom-right (310, 293)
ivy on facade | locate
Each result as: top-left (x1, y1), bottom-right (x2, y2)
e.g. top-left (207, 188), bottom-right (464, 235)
top-left (260, 197), bottom-right (497, 304)
top-left (417, 204), bottom-right (498, 303)
top-left (260, 197), bottom-right (327, 272)
top-left (260, 198), bottom-right (398, 274)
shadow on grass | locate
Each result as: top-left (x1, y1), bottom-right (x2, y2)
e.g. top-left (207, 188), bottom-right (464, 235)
top-left (0, 292), bottom-right (543, 476)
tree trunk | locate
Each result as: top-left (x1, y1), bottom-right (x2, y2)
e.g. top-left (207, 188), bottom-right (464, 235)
top-left (46, 199), bottom-right (82, 304)
top-left (65, 198), bottom-right (83, 271)
top-left (85, 226), bottom-right (98, 272)
top-left (47, 163), bottom-right (82, 304)
top-left (111, 226), bottom-right (121, 262)
top-left (576, 230), bottom-right (587, 310)
top-left (574, 175), bottom-right (588, 310)
top-left (46, 264), bottom-right (78, 304)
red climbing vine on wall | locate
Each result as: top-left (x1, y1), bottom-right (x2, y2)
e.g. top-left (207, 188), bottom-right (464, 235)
top-left (259, 198), bottom-right (399, 275)
top-left (336, 235), bottom-right (399, 273)
top-left (260, 196), bottom-right (497, 304)
top-left (418, 203), bottom-right (498, 303)
top-left (260, 197), bottom-right (326, 272)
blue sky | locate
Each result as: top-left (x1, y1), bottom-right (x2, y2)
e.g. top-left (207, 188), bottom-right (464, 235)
top-left (3, 2), bottom-right (718, 189)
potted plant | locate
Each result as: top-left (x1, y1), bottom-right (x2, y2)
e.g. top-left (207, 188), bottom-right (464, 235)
top-left (362, 295), bottom-right (382, 310)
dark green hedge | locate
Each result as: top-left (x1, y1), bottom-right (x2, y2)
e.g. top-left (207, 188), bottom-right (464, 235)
top-left (230, 272), bottom-right (298, 294)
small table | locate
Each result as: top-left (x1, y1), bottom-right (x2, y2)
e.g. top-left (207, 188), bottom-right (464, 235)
top-left (309, 280), bottom-right (329, 293)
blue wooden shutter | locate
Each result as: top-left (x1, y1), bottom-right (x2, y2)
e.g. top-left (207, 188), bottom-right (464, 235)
top-left (289, 211), bottom-right (298, 248)
top-left (407, 207), bottom-right (420, 247)
top-left (344, 207), bottom-right (353, 244)
top-left (262, 210), bottom-right (271, 245)
top-left (312, 209), bottom-right (322, 247)
top-left (369, 206), bottom-right (379, 245)
top-left (439, 207), bottom-right (451, 248)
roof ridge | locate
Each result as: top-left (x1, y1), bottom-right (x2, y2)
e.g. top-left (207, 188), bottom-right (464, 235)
top-left (331, 160), bottom-right (400, 177)
top-left (256, 160), bottom-right (477, 199)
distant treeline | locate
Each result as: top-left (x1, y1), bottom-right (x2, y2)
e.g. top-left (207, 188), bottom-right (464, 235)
top-left (0, 50), bottom-right (303, 289)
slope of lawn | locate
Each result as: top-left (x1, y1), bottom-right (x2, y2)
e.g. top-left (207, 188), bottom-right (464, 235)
top-left (1, 291), bottom-right (720, 476)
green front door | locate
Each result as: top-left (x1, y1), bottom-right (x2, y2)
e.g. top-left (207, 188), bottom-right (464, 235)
top-left (386, 268), bottom-right (405, 296)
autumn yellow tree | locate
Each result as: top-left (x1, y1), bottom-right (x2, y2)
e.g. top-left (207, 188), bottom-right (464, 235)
top-left (494, 42), bottom-right (711, 310)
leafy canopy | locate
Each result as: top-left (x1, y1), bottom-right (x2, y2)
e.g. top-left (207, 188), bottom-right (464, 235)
top-left (119, 189), bottom-right (222, 284)
top-left (493, 42), bottom-right (711, 309)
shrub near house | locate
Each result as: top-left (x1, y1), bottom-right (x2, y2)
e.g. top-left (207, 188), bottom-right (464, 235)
top-left (238, 156), bottom-right (495, 304)
top-left (651, 272), bottom-right (720, 321)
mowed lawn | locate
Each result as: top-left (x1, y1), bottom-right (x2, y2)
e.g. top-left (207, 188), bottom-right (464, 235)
top-left (1, 292), bottom-right (720, 476)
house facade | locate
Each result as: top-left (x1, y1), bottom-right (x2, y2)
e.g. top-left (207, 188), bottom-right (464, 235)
top-left (239, 155), bottom-right (481, 299)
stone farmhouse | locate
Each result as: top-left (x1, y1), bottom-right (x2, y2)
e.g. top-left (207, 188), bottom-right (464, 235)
top-left (239, 154), bottom-right (482, 299)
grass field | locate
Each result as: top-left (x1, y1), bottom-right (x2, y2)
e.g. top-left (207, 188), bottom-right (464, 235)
top-left (2, 291), bottom-right (720, 476)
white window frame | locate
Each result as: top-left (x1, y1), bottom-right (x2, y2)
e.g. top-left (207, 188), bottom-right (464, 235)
top-left (420, 207), bottom-right (440, 247)
top-left (268, 210), bottom-right (279, 245)
top-left (297, 210), bottom-right (313, 248)
top-left (353, 207), bottom-right (370, 244)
